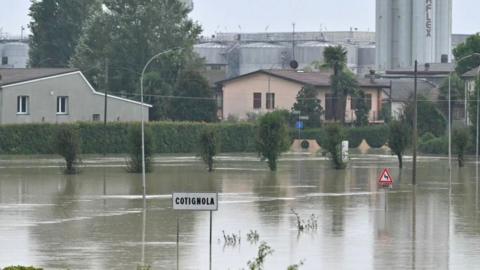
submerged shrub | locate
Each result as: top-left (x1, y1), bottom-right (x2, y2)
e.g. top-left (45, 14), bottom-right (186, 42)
top-left (127, 125), bottom-right (154, 173)
top-left (55, 124), bottom-right (81, 174)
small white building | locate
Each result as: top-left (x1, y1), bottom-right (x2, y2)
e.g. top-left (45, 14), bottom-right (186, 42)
top-left (0, 68), bottom-right (150, 124)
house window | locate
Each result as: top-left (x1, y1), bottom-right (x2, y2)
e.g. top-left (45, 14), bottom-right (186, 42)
top-left (266, 93), bottom-right (275, 109)
top-left (17, 96), bottom-right (29, 114)
top-left (1, 56), bottom-right (7, 65)
top-left (253, 92), bottom-right (262, 109)
top-left (57, 96), bottom-right (69, 114)
top-left (92, 114), bottom-right (101, 121)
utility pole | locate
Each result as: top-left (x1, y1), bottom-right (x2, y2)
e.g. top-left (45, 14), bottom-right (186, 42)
top-left (104, 58), bottom-right (108, 157)
top-left (412, 60), bottom-right (418, 186)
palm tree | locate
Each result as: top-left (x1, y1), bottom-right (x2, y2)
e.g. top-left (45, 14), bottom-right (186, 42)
top-left (323, 45), bottom-right (347, 76)
top-left (323, 45), bottom-right (352, 122)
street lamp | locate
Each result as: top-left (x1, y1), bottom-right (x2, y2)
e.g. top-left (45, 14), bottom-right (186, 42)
top-left (140, 48), bottom-right (180, 199)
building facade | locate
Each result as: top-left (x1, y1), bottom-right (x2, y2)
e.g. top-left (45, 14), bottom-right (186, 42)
top-left (0, 69), bottom-right (150, 124)
top-left (217, 69), bottom-right (390, 123)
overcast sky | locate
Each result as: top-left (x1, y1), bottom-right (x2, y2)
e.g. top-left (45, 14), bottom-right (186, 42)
top-left (0, 0), bottom-right (478, 38)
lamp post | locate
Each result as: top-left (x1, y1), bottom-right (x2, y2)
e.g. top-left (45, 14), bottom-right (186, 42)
top-left (140, 48), bottom-right (179, 199)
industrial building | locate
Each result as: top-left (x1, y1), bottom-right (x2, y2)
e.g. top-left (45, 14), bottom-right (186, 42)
top-left (376, 0), bottom-right (453, 70)
top-left (195, 30), bottom-right (468, 82)
top-left (0, 40), bottom-right (29, 68)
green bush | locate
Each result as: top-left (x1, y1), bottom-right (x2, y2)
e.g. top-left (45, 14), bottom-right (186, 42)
top-left (199, 127), bottom-right (219, 172)
top-left (346, 127), bottom-right (365, 148)
top-left (126, 125), bottom-right (154, 173)
top-left (364, 125), bottom-right (389, 148)
top-left (55, 124), bottom-right (81, 174)
top-left (256, 111), bottom-right (291, 171)
top-left (418, 135), bottom-right (448, 155)
top-left (323, 124), bottom-right (347, 169)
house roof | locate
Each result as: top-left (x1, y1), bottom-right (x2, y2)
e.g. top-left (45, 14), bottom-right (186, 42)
top-left (216, 69), bottom-right (391, 88)
top-left (387, 78), bottom-right (439, 102)
top-left (462, 66), bottom-right (480, 78)
top-left (0, 68), bottom-right (79, 86)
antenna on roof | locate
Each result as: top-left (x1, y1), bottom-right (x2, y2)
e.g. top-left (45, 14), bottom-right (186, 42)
top-left (290, 23), bottom-right (298, 70)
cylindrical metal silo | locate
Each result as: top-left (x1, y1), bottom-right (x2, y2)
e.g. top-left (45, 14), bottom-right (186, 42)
top-left (294, 41), bottom-right (330, 69)
top-left (357, 45), bottom-right (376, 75)
top-left (391, 0), bottom-right (412, 68)
top-left (194, 43), bottom-right (227, 65)
top-left (1, 42), bottom-right (29, 68)
top-left (435, 0), bottom-right (452, 62)
top-left (239, 43), bottom-right (289, 75)
top-left (375, 0), bottom-right (392, 71)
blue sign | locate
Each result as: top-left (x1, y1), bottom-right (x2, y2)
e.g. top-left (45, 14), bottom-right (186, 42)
top-left (295, 121), bottom-right (304, 129)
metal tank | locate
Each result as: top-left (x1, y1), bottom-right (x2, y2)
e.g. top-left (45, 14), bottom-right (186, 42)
top-left (1, 42), bottom-right (29, 68)
top-left (194, 43), bottom-right (227, 65)
top-left (435, 0), bottom-right (452, 63)
top-left (344, 44), bottom-right (359, 74)
top-left (375, 0), bottom-right (392, 71)
top-left (357, 45), bottom-right (376, 75)
top-left (238, 42), bottom-right (289, 75)
top-left (294, 41), bottom-right (330, 69)
top-left (391, 0), bottom-right (412, 68)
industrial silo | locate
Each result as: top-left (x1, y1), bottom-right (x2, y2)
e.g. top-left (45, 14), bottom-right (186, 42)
top-left (238, 42), bottom-right (289, 75)
top-left (1, 42), bottom-right (29, 68)
top-left (357, 45), bottom-right (376, 75)
top-left (194, 43), bottom-right (227, 65)
top-left (294, 41), bottom-right (330, 69)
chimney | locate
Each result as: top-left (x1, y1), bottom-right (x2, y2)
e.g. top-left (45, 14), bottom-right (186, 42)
top-left (369, 69), bottom-right (376, 83)
top-left (441, 54), bottom-right (448, 63)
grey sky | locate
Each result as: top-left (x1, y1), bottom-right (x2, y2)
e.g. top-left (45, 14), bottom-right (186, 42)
top-left (0, 0), bottom-right (478, 38)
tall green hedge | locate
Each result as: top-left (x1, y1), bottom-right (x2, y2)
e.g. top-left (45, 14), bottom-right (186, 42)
top-left (0, 122), bottom-right (258, 155)
top-left (0, 122), bottom-right (394, 155)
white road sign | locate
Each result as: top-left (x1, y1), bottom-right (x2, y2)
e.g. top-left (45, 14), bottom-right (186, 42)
top-left (172, 193), bottom-right (218, 211)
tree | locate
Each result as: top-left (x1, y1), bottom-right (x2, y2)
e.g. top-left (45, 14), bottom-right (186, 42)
top-left (256, 111), bottom-right (291, 171)
top-left (323, 45), bottom-right (349, 123)
top-left (403, 95), bottom-right (447, 137)
top-left (439, 73), bottom-right (465, 120)
top-left (453, 33), bottom-right (480, 75)
top-left (388, 120), bottom-right (410, 168)
top-left (29, 0), bottom-right (100, 67)
top-left (70, 0), bottom-right (202, 120)
top-left (453, 128), bottom-right (470, 167)
top-left (352, 89), bottom-right (369, 127)
top-left (291, 85), bottom-right (323, 128)
top-left (55, 124), bottom-right (81, 174)
top-left (330, 71), bottom-right (359, 123)
top-left (170, 70), bottom-right (217, 122)
top-left (324, 124), bottom-right (346, 169)
top-left (127, 125), bottom-right (154, 173)
top-left (199, 127), bottom-right (219, 172)
top-left (323, 45), bottom-right (347, 76)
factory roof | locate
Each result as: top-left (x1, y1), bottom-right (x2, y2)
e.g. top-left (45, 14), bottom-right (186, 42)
top-left (0, 68), bottom-right (79, 86)
top-left (217, 69), bottom-right (391, 88)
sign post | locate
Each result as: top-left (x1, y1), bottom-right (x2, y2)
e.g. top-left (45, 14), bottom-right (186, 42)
top-left (172, 193), bottom-right (218, 270)
top-left (378, 169), bottom-right (394, 212)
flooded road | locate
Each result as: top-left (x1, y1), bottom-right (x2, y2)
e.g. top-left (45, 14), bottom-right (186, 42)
top-left (1, 153), bottom-right (480, 269)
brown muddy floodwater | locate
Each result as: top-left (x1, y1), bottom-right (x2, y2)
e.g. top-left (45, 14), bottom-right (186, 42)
top-left (1, 153), bottom-right (480, 270)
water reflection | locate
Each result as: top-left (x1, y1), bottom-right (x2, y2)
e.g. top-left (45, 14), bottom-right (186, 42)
top-left (1, 155), bottom-right (480, 269)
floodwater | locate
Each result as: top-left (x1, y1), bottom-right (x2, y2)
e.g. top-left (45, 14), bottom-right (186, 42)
top-left (1, 153), bottom-right (480, 270)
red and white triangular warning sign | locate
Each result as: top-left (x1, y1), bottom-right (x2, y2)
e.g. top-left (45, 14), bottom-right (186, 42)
top-left (378, 168), bottom-right (393, 186)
